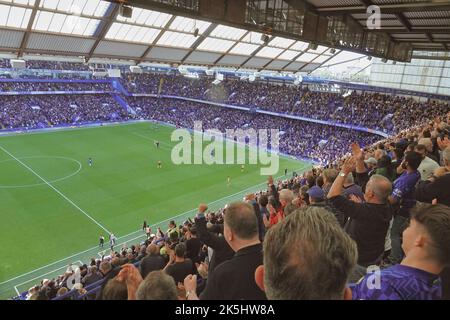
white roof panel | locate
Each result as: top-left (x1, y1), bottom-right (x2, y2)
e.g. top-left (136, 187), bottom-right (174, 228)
top-left (39, 0), bottom-right (58, 10)
top-left (296, 52), bottom-right (318, 62)
top-left (81, 0), bottom-right (110, 17)
top-left (33, 10), bottom-right (52, 30)
top-left (268, 36), bottom-right (295, 48)
top-left (33, 10), bottom-right (101, 36)
top-left (116, 8), bottom-right (172, 28)
top-left (0, 4), bottom-right (32, 29)
top-left (290, 41), bottom-right (309, 51)
top-left (241, 31), bottom-right (264, 44)
top-left (322, 51), bottom-right (366, 66)
top-left (157, 31), bottom-right (197, 48)
top-left (209, 25), bottom-right (247, 40)
top-left (0, 3), bottom-right (371, 72)
top-left (169, 16), bottom-right (211, 34)
top-left (197, 37), bottom-right (235, 53)
top-left (311, 54), bottom-right (331, 63)
top-left (3, 0), bottom-right (35, 5)
top-left (323, 48), bottom-right (336, 55)
top-left (106, 22), bottom-right (160, 44)
top-left (46, 13), bottom-right (65, 32)
top-left (40, 0), bottom-right (110, 18)
top-left (8, 5), bottom-right (31, 28)
top-left (229, 42), bottom-right (259, 55)
top-left (306, 45), bottom-right (328, 54)
top-left (277, 50), bottom-right (300, 60)
top-left (255, 46), bottom-right (283, 59)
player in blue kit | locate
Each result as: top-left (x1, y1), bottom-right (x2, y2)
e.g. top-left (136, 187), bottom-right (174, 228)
top-left (88, 157), bottom-right (93, 167)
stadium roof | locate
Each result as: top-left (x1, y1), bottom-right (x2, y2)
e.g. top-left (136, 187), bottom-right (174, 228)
top-left (309, 0), bottom-right (450, 51)
top-left (0, 0), bottom-right (448, 73)
top-left (0, 0), bottom-right (345, 73)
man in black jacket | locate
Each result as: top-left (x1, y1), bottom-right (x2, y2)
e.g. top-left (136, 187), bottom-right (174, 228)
top-left (415, 173), bottom-right (450, 207)
top-left (185, 227), bottom-right (203, 264)
top-left (184, 202), bottom-right (267, 300)
top-left (82, 265), bottom-right (103, 287)
top-left (415, 146), bottom-right (450, 207)
top-left (139, 244), bottom-right (166, 279)
top-left (327, 156), bottom-right (393, 267)
top-left (194, 204), bottom-right (234, 273)
top-left (97, 261), bottom-right (120, 300)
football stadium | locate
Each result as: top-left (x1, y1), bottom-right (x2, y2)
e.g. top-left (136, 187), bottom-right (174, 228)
top-left (0, 0), bottom-right (449, 303)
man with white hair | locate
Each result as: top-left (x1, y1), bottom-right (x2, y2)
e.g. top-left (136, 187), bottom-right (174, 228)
top-left (414, 144), bottom-right (439, 181)
top-left (278, 189), bottom-right (294, 208)
top-left (415, 146), bottom-right (450, 207)
top-left (418, 137), bottom-right (439, 163)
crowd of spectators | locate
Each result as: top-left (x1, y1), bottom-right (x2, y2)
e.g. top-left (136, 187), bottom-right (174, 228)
top-left (0, 77), bottom-right (446, 166)
top-left (0, 59), bottom-right (133, 73)
top-left (14, 106), bottom-right (450, 301)
top-left (1, 65), bottom-right (450, 301)
top-left (129, 97), bottom-right (380, 164)
top-left (0, 59), bottom-right (10, 68)
top-left (23, 60), bottom-right (91, 71)
top-left (0, 59), bottom-right (127, 72)
top-left (0, 94), bottom-right (128, 129)
top-left (0, 81), bottom-right (111, 92)
top-left (124, 73), bottom-right (450, 134)
top-left (0, 72), bottom-right (94, 80)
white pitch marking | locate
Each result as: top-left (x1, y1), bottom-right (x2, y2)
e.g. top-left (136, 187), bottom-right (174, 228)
top-left (0, 145), bottom-right (112, 235)
top-left (13, 261), bottom-right (84, 297)
top-left (1, 148), bottom-right (309, 291)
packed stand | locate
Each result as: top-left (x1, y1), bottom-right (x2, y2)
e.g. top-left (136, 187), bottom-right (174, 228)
top-left (0, 58), bottom-right (11, 68)
top-left (23, 60), bottom-right (91, 71)
top-left (0, 95), bottom-right (129, 130)
top-left (2, 70), bottom-right (450, 301)
top-left (129, 97), bottom-right (380, 164)
top-left (21, 112), bottom-right (450, 300)
top-left (123, 72), bottom-right (450, 134)
top-left (0, 81), bottom-right (112, 92)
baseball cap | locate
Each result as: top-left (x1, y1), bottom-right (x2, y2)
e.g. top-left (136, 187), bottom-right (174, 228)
top-left (307, 186), bottom-right (324, 200)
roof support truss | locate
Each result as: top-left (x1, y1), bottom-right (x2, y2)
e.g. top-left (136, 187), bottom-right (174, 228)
top-left (180, 23), bottom-right (218, 63)
top-left (86, 3), bottom-right (120, 62)
top-left (137, 15), bottom-right (177, 64)
top-left (317, 2), bottom-right (450, 15)
top-left (18, 0), bottom-right (41, 57)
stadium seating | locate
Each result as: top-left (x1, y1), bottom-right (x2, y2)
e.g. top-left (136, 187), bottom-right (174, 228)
top-left (1, 60), bottom-right (450, 300)
top-left (124, 72), bottom-right (450, 134)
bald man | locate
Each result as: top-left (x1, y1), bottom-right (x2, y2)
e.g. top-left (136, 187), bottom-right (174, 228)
top-left (184, 202), bottom-right (266, 300)
top-left (327, 157), bottom-right (394, 267)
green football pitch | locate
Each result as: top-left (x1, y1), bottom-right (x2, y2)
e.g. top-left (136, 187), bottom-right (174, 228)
top-left (0, 121), bottom-right (311, 299)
